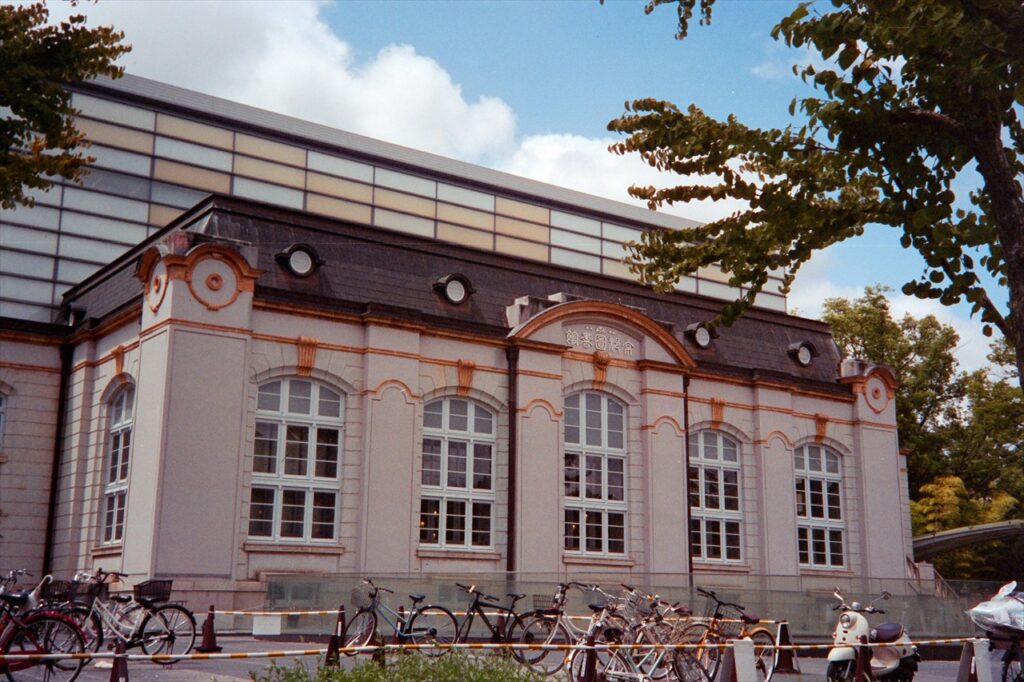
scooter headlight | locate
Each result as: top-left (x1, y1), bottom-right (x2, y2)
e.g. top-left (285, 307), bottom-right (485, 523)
top-left (839, 614), bottom-right (853, 628)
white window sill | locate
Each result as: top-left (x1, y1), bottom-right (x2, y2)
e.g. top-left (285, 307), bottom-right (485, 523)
top-left (243, 541), bottom-right (345, 555)
top-left (562, 554), bottom-right (635, 568)
top-left (92, 544), bottom-right (123, 557)
top-left (416, 548), bottom-right (501, 561)
top-left (798, 565), bottom-right (853, 575)
top-left (692, 561), bottom-right (750, 573)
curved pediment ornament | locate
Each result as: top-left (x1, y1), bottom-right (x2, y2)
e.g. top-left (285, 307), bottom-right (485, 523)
top-left (507, 300), bottom-right (695, 368)
top-left (163, 243), bottom-right (262, 312)
top-left (839, 359), bottom-right (898, 414)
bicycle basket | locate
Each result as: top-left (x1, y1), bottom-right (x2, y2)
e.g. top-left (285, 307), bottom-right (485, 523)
top-left (350, 585), bottom-right (374, 609)
top-left (70, 581), bottom-right (107, 606)
top-left (133, 579), bottom-right (173, 602)
top-left (716, 604), bottom-right (745, 638)
top-left (41, 580), bottom-right (72, 602)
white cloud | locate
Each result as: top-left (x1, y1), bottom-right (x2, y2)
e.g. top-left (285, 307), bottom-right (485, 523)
top-left (48, 1), bottom-right (517, 163)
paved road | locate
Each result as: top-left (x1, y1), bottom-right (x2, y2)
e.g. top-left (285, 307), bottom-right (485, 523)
top-left (69, 635), bottom-right (1007, 681)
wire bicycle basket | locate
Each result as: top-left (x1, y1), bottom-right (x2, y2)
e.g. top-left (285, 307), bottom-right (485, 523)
top-left (70, 581), bottom-right (108, 606)
top-left (133, 579), bottom-right (173, 602)
top-left (713, 604), bottom-right (746, 639)
top-left (41, 579), bottom-right (72, 603)
top-left (350, 585), bottom-right (375, 609)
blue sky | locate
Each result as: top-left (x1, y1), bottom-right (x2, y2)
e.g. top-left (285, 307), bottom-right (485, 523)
top-left (54, 0), bottom-right (1005, 370)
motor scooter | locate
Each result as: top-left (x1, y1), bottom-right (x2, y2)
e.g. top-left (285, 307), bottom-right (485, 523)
top-left (826, 587), bottom-right (919, 681)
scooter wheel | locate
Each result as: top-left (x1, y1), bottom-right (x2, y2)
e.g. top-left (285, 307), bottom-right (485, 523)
top-left (826, 660), bottom-right (870, 682)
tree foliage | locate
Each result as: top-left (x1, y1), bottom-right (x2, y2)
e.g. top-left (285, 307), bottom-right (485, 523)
top-left (821, 287), bottom-right (964, 495)
top-left (911, 475), bottom-right (1017, 579)
top-left (609, 0), bottom-right (1024, 386)
top-left (824, 286), bottom-right (1022, 578)
top-left (0, 1), bottom-right (130, 209)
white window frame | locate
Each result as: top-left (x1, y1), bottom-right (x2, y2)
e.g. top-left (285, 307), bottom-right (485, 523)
top-left (795, 444), bottom-right (845, 568)
top-left (102, 386), bottom-right (134, 545)
top-left (247, 378), bottom-right (343, 543)
top-left (418, 397), bottom-right (496, 550)
top-left (688, 430), bottom-right (743, 563)
top-left (563, 391), bottom-right (628, 557)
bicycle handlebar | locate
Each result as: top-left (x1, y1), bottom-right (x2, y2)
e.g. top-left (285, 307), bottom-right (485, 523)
top-left (697, 586), bottom-right (745, 612)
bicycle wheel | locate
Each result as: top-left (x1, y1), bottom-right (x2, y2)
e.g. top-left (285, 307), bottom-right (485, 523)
top-left (1003, 657), bottom-right (1022, 682)
top-left (341, 609), bottom-right (376, 656)
top-left (139, 604), bottom-right (196, 663)
top-left (64, 606), bottom-right (103, 653)
top-left (748, 629), bottom-right (776, 682)
top-left (3, 613), bottom-right (86, 682)
top-left (679, 622), bottom-right (722, 681)
top-left (517, 615), bottom-right (572, 674)
top-left (405, 605), bottom-right (458, 657)
top-left (635, 623), bottom-right (677, 680)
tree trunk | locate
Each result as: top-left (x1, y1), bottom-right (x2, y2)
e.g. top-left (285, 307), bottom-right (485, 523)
top-left (969, 119), bottom-right (1024, 389)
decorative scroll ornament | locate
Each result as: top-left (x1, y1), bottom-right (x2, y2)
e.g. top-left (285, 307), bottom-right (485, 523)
top-left (296, 337), bottom-right (318, 377)
top-left (815, 414), bottom-right (829, 442)
top-left (710, 398), bottom-right (725, 428)
top-left (457, 359), bottom-right (476, 397)
top-left (592, 351), bottom-right (611, 390)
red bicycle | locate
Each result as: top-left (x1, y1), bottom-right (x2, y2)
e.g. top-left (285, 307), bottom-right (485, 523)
top-left (0, 572), bottom-right (86, 682)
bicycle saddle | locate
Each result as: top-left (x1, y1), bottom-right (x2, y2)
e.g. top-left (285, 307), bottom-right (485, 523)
top-left (110, 594), bottom-right (133, 603)
top-left (409, 594), bottom-right (426, 604)
top-left (0, 591), bottom-right (29, 606)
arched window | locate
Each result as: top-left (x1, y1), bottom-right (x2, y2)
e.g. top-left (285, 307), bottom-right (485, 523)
top-left (247, 378), bottom-right (343, 542)
top-left (688, 430), bottom-right (742, 562)
top-left (563, 391), bottom-right (627, 556)
top-left (419, 397), bottom-right (495, 549)
top-left (102, 386), bottom-right (135, 544)
top-left (794, 444), bottom-right (845, 568)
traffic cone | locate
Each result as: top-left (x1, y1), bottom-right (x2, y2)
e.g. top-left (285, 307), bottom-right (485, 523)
top-left (109, 641), bottom-right (128, 682)
top-left (773, 620), bottom-right (801, 674)
top-left (195, 605), bottom-right (222, 653)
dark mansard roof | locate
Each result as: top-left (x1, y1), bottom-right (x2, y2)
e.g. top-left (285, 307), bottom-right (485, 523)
top-left (61, 195), bottom-right (847, 393)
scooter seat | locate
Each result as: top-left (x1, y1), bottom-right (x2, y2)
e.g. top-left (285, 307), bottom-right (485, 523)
top-left (742, 613), bottom-right (760, 624)
top-left (871, 623), bottom-right (904, 643)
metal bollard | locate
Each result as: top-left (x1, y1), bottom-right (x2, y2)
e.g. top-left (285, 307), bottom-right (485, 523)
top-left (108, 641), bottom-right (129, 682)
top-left (854, 635), bottom-right (871, 680)
top-left (582, 631), bottom-right (597, 682)
top-left (195, 605), bottom-right (222, 653)
top-left (371, 633), bottom-right (386, 668)
top-left (395, 606), bottom-right (405, 645)
top-left (772, 620), bottom-right (800, 674)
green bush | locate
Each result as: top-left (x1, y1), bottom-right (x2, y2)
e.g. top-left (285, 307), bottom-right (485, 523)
top-left (251, 653), bottom-right (546, 682)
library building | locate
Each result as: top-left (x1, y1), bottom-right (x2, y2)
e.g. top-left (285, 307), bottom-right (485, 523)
top-left (0, 75), bottom-right (913, 606)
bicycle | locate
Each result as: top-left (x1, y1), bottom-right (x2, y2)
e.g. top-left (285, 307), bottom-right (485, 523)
top-left (516, 581), bottom-right (597, 675)
top-left (679, 587), bottom-right (775, 682)
top-left (342, 578), bottom-right (458, 657)
top-left (0, 573), bottom-right (86, 682)
top-left (452, 583), bottom-right (529, 653)
top-left (566, 585), bottom-right (700, 682)
top-left (57, 569), bottom-right (195, 663)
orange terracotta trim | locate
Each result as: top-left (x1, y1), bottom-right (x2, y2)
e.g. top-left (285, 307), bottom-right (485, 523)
top-left (296, 337), bottom-right (318, 377)
top-left (640, 387), bottom-right (687, 399)
top-left (517, 397), bottom-right (563, 418)
top-left (511, 300), bottom-right (695, 369)
top-left (362, 378), bottom-right (420, 399)
top-left (689, 394), bottom-right (897, 431)
top-left (755, 430), bottom-right (796, 449)
top-left (0, 331), bottom-right (63, 346)
top-left (141, 317), bottom-right (250, 340)
top-left (815, 414), bottom-right (829, 442)
top-left (69, 340), bottom-right (142, 373)
top-left (457, 359), bottom-right (476, 397)
top-left (592, 351), bottom-right (610, 391)
top-left (0, 361), bottom-right (61, 374)
top-left (642, 415), bottom-right (685, 435)
top-left (69, 306), bottom-right (142, 344)
top-left (710, 398), bottom-right (725, 429)
top-left (689, 369), bottom-right (857, 403)
top-left (636, 359), bottom-right (690, 375)
top-left (518, 368), bottom-right (563, 380)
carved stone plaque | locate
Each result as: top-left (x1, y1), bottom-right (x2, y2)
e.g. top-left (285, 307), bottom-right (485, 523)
top-left (563, 324), bottom-right (638, 357)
